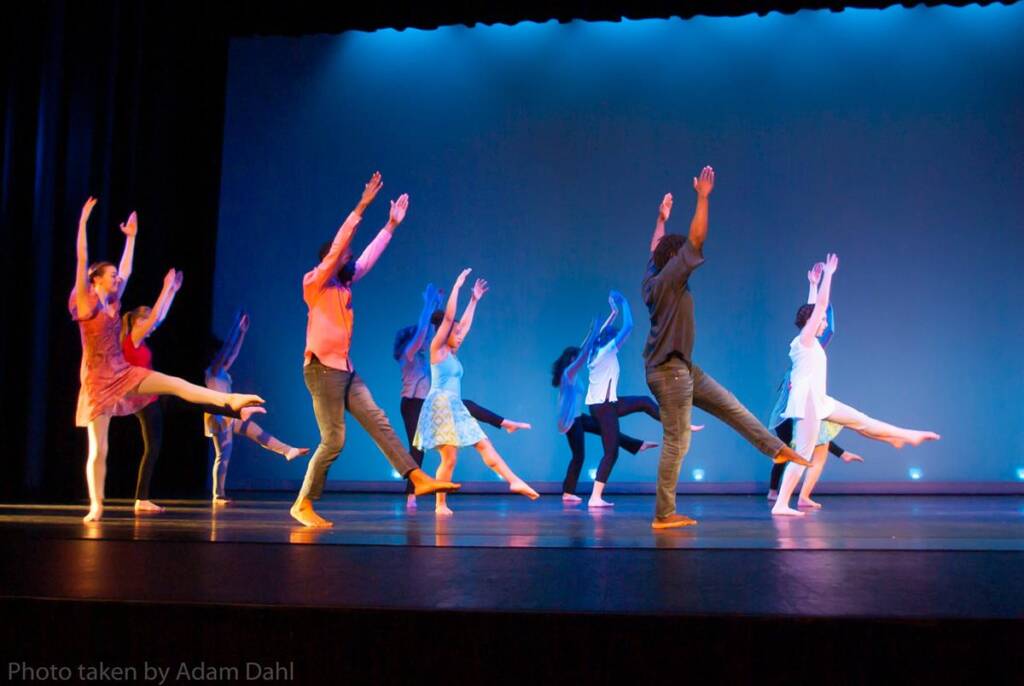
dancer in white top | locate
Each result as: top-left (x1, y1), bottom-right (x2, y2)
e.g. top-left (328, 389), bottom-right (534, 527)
top-left (771, 253), bottom-right (941, 516)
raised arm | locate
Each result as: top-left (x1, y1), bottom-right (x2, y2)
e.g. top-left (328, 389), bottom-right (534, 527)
top-left (607, 291), bottom-right (633, 351)
top-left (75, 197), bottom-right (97, 319)
top-left (115, 211), bottom-right (138, 300)
top-left (454, 278), bottom-right (488, 344)
top-left (304, 172), bottom-right (382, 293)
top-left (799, 253), bottom-right (838, 347)
top-left (564, 318), bottom-right (600, 384)
top-left (221, 312), bottom-right (250, 371)
top-left (130, 269), bottom-right (182, 347)
top-left (806, 262), bottom-right (835, 347)
top-left (649, 193), bottom-right (673, 253)
top-left (430, 268), bottom-right (471, 357)
top-left (403, 283), bottom-right (441, 361)
top-left (209, 311), bottom-right (247, 374)
top-left (352, 193), bottom-right (408, 283)
top-left (688, 166), bottom-right (715, 252)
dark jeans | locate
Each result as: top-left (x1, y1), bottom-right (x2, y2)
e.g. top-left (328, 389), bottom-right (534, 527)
top-left (400, 396), bottom-right (504, 493)
top-left (562, 414), bottom-right (647, 495)
top-left (646, 359), bottom-right (784, 518)
top-left (298, 358), bottom-right (418, 501)
top-left (768, 420), bottom-right (846, 491)
top-left (587, 395), bottom-right (660, 485)
top-left (133, 400), bottom-right (163, 500)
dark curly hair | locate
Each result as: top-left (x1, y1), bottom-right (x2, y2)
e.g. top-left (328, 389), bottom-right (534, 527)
top-left (795, 303), bottom-right (815, 329)
top-left (393, 325), bottom-right (417, 360)
top-left (429, 309), bottom-right (444, 328)
top-left (651, 234), bottom-right (687, 272)
top-left (317, 241), bottom-right (356, 284)
top-left (551, 347), bottom-right (582, 387)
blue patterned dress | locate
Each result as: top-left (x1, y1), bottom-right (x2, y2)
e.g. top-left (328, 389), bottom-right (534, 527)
top-left (414, 353), bottom-right (487, 449)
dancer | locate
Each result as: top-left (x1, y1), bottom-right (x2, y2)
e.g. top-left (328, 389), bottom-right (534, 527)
top-left (120, 266), bottom-right (184, 514)
top-left (581, 291), bottom-right (667, 508)
top-left (395, 283), bottom-right (531, 509)
top-left (292, 172), bottom-right (458, 528)
top-left (765, 262), bottom-right (863, 506)
top-left (771, 254), bottom-right (940, 516)
top-left (414, 268), bottom-right (539, 515)
top-left (642, 168), bottom-right (812, 530)
top-left (205, 311), bottom-right (310, 505)
top-left (71, 198), bottom-right (264, 522)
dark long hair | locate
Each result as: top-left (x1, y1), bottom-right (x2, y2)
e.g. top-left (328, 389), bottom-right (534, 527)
top-left (551, 347), bottom-right (580, 387)
top-left (795, 303), bottom-right (815, 329)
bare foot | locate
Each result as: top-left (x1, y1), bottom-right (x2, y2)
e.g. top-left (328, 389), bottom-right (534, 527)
top-left (773, 445), bottom-right (813, 468)
top-left (797, 498), bottom-right (823, 509)
top-left (212, 496), bottom-right (232, 506)
top-left (588, 497), bottom-right (615, 508)
top-left (771, 504), bottom-right (806, 517)
top-left (501, 420), bottom-right (532, 434)
top-left (134, 499), bottom-right (165, 514)
top-left (435, 504), bottom-right (454, 516)
top-left (83, 506), bottom-right (103, 523)
top-left (229, 393), bottom-right (265, 414)
top-left (906, 430), bottom-right (941, 446)
top-left (510, 481), bottom-right (540, 500)
top-left (639, 441), bottom-right (659, 452)
top-left (408, 469), bottom-right (462, 496)
top-left (406, 494), bottom-right (418, 510)
top-left (562, 493), bottom-right (582, 504)
top-left (766, 489), bottom-right (779, 502)
top-left (290, 500), bottom-right (333, 528)
top-left (285, 447), bottom-right (310, 461)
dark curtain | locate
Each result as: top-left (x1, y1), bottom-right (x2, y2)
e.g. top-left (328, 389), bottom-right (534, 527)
top-left (2, 1), bottom-right (229, 501)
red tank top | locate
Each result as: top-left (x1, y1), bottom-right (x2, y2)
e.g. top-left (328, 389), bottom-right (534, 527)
top-left (121, 335), bottom-right (153, 369)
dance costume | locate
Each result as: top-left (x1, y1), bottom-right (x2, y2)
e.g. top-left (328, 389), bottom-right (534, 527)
top-left (414, 353), bottom-right (486, 450)
top-left (121, 335), bottom-right (162, 501)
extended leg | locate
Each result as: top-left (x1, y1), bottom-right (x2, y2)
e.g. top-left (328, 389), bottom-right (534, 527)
top-left (476, 439), bottom-right (539, 500)
top-left (827, 400), bottom-right (940, 448)
top-left (236, 419), bottom-right (308, 461)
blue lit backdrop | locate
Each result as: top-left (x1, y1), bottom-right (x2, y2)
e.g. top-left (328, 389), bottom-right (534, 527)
top-left (213, 5), bottom-right (1024, 488)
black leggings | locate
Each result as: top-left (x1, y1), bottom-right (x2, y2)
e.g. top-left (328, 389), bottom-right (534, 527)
top-left (133, 400), bottom-right (164, 500)
top-left (561, 414), bottom-right (647, 495)
top-left (400, 396), bottom-right (505, 493)
top-left (768, 420), bottom-right (846, 491)
top-left (586, 395), bottom-right (660, 486)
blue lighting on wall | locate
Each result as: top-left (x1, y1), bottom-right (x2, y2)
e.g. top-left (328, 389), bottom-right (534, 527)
top-left (909, 468), bottom-right (923, 481)
top-left (692, 469), bottom-right (706, 482)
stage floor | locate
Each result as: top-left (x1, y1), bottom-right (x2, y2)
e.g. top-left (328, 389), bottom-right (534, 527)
top-left (0, 494), bottom-right (1021, 619)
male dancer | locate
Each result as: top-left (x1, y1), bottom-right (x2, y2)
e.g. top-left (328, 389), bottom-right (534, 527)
top-left (642, 166), bottom-right (811, 530)
top-left (291, 172), bottom-right (459, 528)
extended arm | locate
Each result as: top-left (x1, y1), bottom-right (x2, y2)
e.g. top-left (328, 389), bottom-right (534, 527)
top-left (806, 261), bottom-right (835, 346)
top-left (608, 291), bottom-right (633, 351)
top-left (650, 193), bottom-right (673, 253)
top-left (304, 172), bottom-right (382, 293)
top-left (115, 211), bottom-right (138, 300)
top-left (209, 311), bottom-right (247, 374)
top-left (456, 278), bottom-right (489, 341)
top-left (799, 254), bottom-right (838, 347)
top-left (564, 319), bottom-right (600, 384)
top-left (74, 198), bottom-right (97, 319)
top-left (688, 166), bottom-right (715, 252)
top-left (403, 283), bottom-right (440, 361)
top-left (431, 269), bottom-right (471, 356)
top-left (352, 193), bottom-right (408, 283)
top-left (130, 269), bottom-right (181, 347)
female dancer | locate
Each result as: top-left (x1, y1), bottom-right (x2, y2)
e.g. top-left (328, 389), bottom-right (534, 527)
top-left (120, 266), bottom-right (184, 513)
top-left (395, 283), bottom-right (531, 509)
top-left (765, 262), bottom-right (863, 506)
top-left (205, 311), bottom-right (310, 504)
top-left (771, 254), bottom-right (940, 516)
top-left (414, 268), bottom-right (539, 515)
top-left (71, 197), bottom-right (264, 522)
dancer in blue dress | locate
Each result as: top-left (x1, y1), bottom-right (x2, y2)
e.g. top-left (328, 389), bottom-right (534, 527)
top-left (415, 268), bottom-right (540, 515)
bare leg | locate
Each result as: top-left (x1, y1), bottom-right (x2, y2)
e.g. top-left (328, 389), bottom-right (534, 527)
top-left (475, 439), bottom-right (539, 500)
top-left (84, 415), bottom-right (111, 522)
top-left (772, 396), bottom-right (819, 517)
top-left (589, 480), bottom-right (613, 508)
top-left (435, 445), bottom-right (458, 515)
top-left (236, 420), bottom-right (309, 461)
top-left (798, 443), bottom-right (830, 508)
top-left (136, 371), bottom-right (264, 414)
top-left (827, 400), bottom-right (940, 448)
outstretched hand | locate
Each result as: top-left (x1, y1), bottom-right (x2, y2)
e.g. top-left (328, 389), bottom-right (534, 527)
top-left (659, 193), bottom-right (673, 223)
top-left (693, 165), bottom-right (715, 198)
top-left (172, 270), bottom-right (184, 291)
top-left (808, 262), bottom-right (824, 285)
top-left (389, 193), bottom-right (409, 227)
top-left (471, 278), bottom-right (489, 301)
top-left (823, 253), bottom-right (839, 275)
top-left (239, 313), bottom-right (251, 332)
top-left (454, 268), bottom-right (472, 289)
top-left (120, 211), bottom-right (138, 237)
top-left (162, 268), bottom-right (177, 290)
top-left (80, 197), bottom-right (98, 226)
top-left (360, 171), bottom-right (383, 206)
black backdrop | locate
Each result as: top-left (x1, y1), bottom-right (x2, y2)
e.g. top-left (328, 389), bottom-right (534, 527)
top-left (1, 0), bottom-right (1009, 502)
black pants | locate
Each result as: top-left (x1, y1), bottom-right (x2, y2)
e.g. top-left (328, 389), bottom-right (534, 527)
top-left (133, 400), bottom-right (163, 500)
top-left (768, 420), bottom-right (846, 491)
top-left (562, 414), bottom-right (648, 495)
top-left (400, 396), bottom-right (505, 493)
top-left (585, 395), bottom-right (660, 486)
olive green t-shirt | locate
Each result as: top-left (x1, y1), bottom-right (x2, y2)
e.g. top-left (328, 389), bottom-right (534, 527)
top-left (641, 240), bottom-right (705, 369)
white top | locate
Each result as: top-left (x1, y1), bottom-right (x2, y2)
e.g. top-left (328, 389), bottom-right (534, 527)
top-left (781, 336), bottom-right (836, 420)
top-left (585, 343), bottom-right (620, 406)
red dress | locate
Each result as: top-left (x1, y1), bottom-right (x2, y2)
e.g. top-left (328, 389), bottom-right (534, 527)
top-left (121, 334), bottom-right (158, 409)
top-left (70, 288), bottom-right (154, 426)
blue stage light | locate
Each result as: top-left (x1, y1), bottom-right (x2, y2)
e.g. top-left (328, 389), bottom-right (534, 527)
top-left (390, 469), bottom-right (401, 480)
top-left (909, 468), bottom-right (923, 480)
top-left (692, 469), bottom-right (705, 481)
top-left (1016, 468), bottom-right (1024, 481)
top-left (588, 469), bottom-right (597, 480)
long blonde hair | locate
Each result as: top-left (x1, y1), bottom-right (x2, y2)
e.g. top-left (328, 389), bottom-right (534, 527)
top-left (120, 306), bottom-right (151, 345)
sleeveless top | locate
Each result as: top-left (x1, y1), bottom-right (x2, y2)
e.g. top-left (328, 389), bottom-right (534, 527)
top-left (429, 353), bottom-right (463, 397)
top-left (781, 335), bottom-right (835, 420)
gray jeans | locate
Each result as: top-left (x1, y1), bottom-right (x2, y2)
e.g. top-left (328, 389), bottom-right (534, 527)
top-left (298, 359), bottom-right (418, 501)
top-left (646, 359), bottom-right (784, 518)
